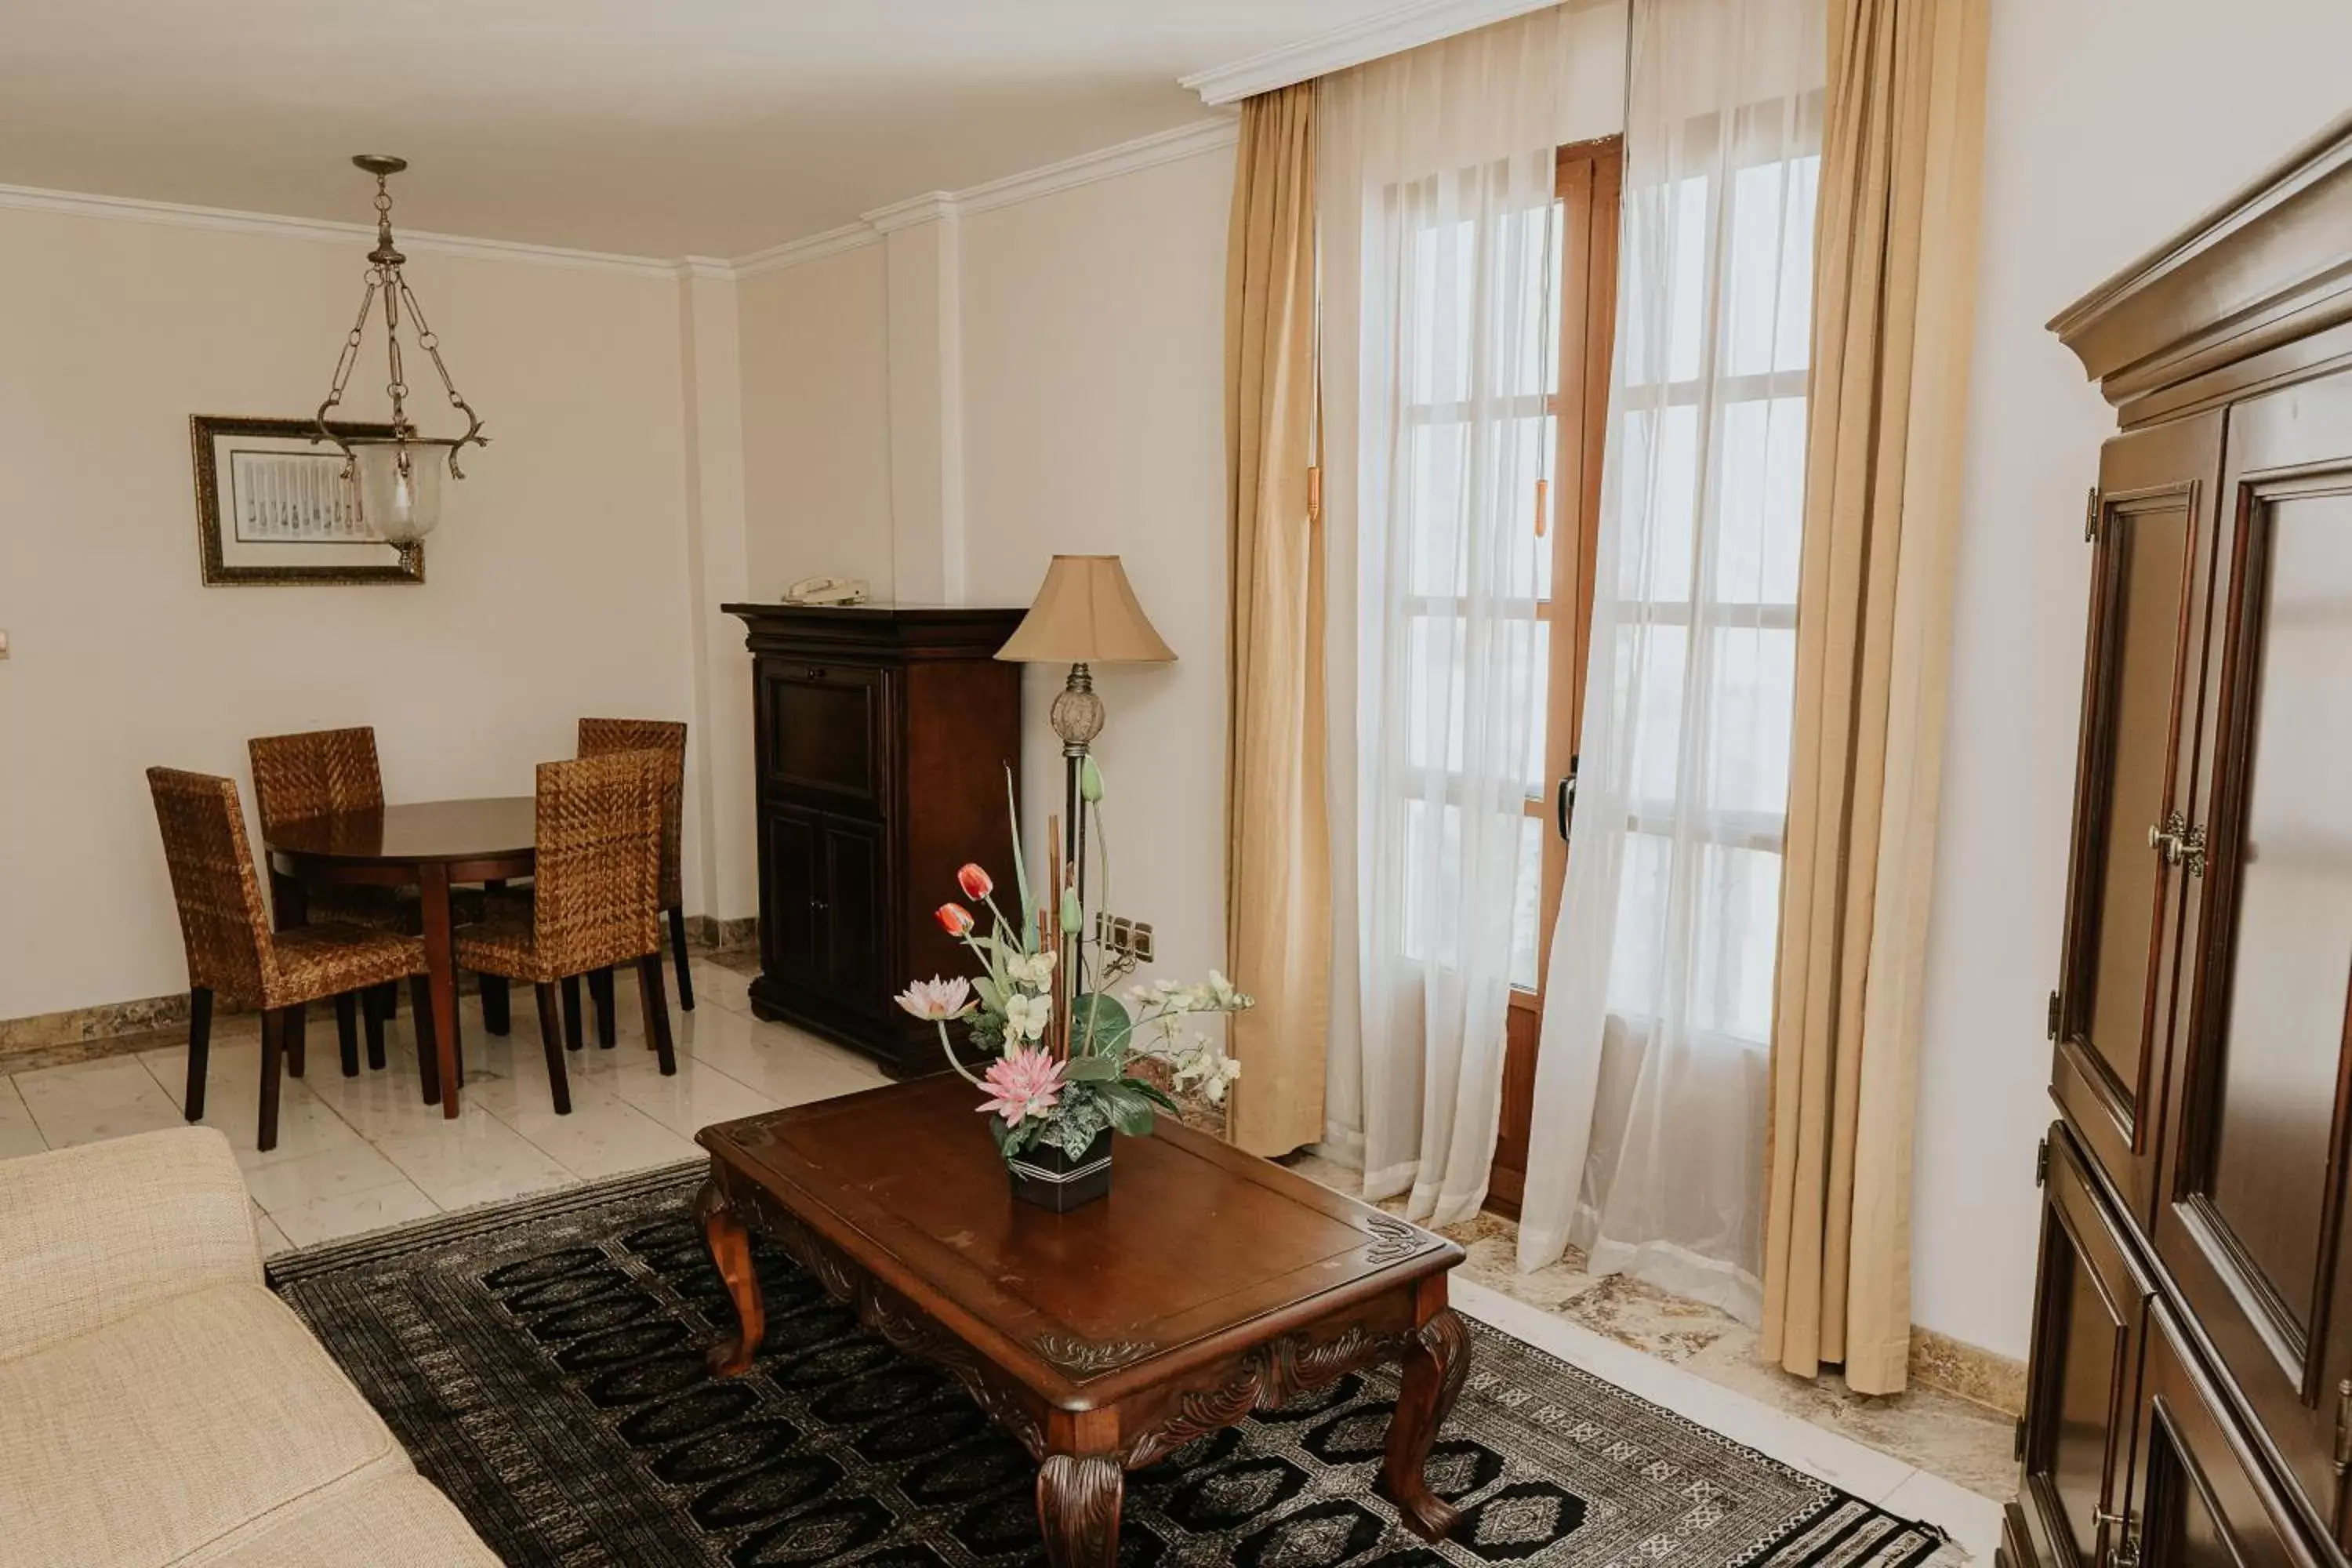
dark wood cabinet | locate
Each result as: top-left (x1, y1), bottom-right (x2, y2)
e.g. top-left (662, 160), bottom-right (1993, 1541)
top-left (724, 604), bottom-right (1025, 1077)
top-left (2006, 116), bottom-right (2352, 1568)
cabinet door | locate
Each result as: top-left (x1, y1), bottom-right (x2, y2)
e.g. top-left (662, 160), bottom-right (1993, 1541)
top-left (2132, 1301), bottom-right (2321, 1568)
top-left (2020, 1124), bottom-right (2154, 1568)
top-left (762, 806), bottom-right (824, 987)
top-left (758, 662), bottom-right (889, 811)
top-left (821, 816), bottom-right (887, 1014)
top-left (2054, 412), bottom-right (2227, 1218)
top-left (2155, 372), bottom-right (2352, 1534)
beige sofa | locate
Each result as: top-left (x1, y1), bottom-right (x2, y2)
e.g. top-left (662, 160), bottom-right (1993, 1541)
top-left (0, 1127), bottom-right (501, 1567)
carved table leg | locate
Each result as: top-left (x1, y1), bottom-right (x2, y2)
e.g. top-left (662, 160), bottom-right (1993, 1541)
top-left (1381, 1306), bottom-right (1471, 1540)
top-left (1036, 1453), bottom-right (1123, 1568)
top-left (696, 1177), bottom-right (766, 1376)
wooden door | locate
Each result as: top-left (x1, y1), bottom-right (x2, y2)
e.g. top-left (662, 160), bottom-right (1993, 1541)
top-left (2018, 1123), bottom-right (2154, 1568)
top-left (2154, 370), bottom-right (2352, 1536)
top-left (821, 815), bottom-right (887, 1014)
top-left (2132, 1301), bottom-right (2321, 1568)
top-left (759, 661), bottom-right (887, 811)
top-left (2053, 411), bottom-right (2227, 1218)
top-left (762, 804), bottom-right (824, 987)
top-left (1490, 136), bottom-right (1621, 1216)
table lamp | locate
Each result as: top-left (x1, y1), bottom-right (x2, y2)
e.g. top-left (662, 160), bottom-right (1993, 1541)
top-left (996, 555), bottom-right (1176, 931)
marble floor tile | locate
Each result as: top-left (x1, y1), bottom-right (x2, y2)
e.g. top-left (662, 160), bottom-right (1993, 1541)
top-left (1881, 1465), bottom-right (2005, 1564)
top-left (603, 1057), bottom-right (783, 1139)
top-left (491, 1086), bottom-right (704, 1180)
top-left (249, 1203), bottom-right (293, 1260)
top-left (238, 1140), bottom-right (411, 1216)
top-left (0, 1076), bottom-right (46, 1160)
top-left (366, 1107), bottom-right (575, 1210)
top-left (134, 1039), bottom-right (370, 1170)
top-left (13, 1056), bottom-right (190, 1148)
top-left (269, 1178), bottom-right (441, 1247)
top-left (685, 958), bottom-right (758, 1017)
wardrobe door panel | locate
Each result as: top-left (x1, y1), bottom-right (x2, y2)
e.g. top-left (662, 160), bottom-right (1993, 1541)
top-left (2020, 1125), bottom-right (2152, 1568)
top-left (2158, 371), bottom-right (2352, 1534)
top-left (2135, 1302), bottom-right (2318, 1568)
top-left (2054, 412), bottom-right (2226, 1218)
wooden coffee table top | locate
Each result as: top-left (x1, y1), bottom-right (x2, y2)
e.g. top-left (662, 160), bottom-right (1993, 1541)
top-left (697, 1075), bottom-right (1462, 1409)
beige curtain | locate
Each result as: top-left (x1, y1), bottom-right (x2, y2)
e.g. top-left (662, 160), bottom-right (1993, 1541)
top-left (1225, 83), bottom-right (1328, 1156)
top-left (1760, 0), bottom-right (1988, 1394)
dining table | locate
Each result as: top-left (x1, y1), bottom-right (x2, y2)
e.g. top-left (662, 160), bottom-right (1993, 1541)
top-left (264, 796), bottom-right (536, 1118)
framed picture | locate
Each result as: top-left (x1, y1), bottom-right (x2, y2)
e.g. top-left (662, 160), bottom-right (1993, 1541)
top-left (190, 415), bottom-right (423, 586)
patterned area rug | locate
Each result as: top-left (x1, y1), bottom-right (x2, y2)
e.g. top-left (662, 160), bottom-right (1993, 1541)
top-left (269, 1165), bottom-right (1949, 1568)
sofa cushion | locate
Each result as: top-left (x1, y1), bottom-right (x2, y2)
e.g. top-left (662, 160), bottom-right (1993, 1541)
top-left (191, 1473), bottom-right (500, 1568)
top-left (0, 1282), bottom-right (411, 1568)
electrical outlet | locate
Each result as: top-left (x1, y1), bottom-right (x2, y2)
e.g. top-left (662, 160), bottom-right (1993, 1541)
top-left (1094, 913), bottom-right (1154, 964)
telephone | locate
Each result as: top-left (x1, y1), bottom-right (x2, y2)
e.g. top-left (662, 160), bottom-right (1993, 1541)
top-left (784, 575), bottom-right (870, 606)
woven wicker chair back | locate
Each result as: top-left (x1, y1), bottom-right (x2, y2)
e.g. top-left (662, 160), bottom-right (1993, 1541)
top-left (248, 727), bottom-right (385, 833)
top-left (147, 767), bottom-right (277, 1004)
top-left (532, 752), bottom-right (665, 978)
top-left (577, 718), bottom-right (686, 909)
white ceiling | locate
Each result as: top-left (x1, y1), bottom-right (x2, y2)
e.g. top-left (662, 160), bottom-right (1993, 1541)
top-left (0, 0), bottom-right (1399, 259)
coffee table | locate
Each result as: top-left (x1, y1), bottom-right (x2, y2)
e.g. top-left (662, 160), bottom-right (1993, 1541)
top-left (694, 1076), bottom-right (1470, 1566)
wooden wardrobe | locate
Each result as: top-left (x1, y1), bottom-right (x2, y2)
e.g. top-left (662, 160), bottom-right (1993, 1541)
top-left (2005, 116), bottom-right (2352, 1568)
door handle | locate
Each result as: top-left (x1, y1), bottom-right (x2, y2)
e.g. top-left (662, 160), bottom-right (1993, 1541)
top-left (1555, 756), bottom-right (1579, 844)
top-left (2147, 811), bottom-right (2207, 877)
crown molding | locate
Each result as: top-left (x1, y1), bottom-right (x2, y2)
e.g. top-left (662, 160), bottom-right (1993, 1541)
top-left (1179, 0), bottom-right (1564, 104)
top-left (0, 114), bottom-right (1243, 285)
top-left (0, 180), bottom-right (678, 277)
top-left (729, 118), bottom-right (1236, 279)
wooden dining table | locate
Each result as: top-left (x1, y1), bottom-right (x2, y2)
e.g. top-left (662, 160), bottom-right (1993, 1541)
top-left (264, 796), bottom-right (536, 1118)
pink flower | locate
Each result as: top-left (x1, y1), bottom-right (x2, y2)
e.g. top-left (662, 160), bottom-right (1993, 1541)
top-left (935, 903), bottom-right (975, 937)
top-left (956, 862), bottom-right (994, 902)
top-left (894, 976), bottom-right (972, 1022)
top-left (977, 1046), bottom-right (1065, 1127)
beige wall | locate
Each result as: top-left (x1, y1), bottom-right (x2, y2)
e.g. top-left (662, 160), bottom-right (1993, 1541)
top-left (0, 205), bottom-right (702, 1022)
top-left (959, 149), bottom-right (1236, 1004)
top-left (738, 245), bottom-right (895, 600)
top-left (1912, 0), bottom-right (2352, 1359)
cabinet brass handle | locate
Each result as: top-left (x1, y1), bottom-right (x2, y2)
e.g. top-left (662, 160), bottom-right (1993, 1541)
top-left (2147, 812), bottom-right (2208, 877)
top-left (801, 666), bottom-right (828, 681)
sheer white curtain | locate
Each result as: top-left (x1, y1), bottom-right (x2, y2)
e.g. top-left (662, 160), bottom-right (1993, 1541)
top-left (1320, 4), bottom-right (1624, 1226)
top-left (1517, 0), bottom-right (1824, 1318)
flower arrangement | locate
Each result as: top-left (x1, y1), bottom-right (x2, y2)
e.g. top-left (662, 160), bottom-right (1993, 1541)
top-left (895, 768), bottom-right (1250, 1175)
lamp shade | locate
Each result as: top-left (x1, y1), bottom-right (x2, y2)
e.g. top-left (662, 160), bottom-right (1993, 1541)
top-left (996, 555), bottom-right (1176, 664)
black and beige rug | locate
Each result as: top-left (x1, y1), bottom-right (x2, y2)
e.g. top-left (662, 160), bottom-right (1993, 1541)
top-left (269, 1166), bottom-right (1949, 1568)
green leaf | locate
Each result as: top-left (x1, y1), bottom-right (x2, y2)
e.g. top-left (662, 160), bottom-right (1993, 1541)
top-left (1125, 1078), bottom-right (1179, 1112)
top-left (1101, 1083), bottom-right (1157, 1137)
top-left (1062, 1054), bottom-right (1120, 1081)
top-left (1005, 766), bottom-right (1035, 949)
top-left (1069, 993), bottom-right (1132, 1057)
top-left (974, 976), bottom-right (1003, 1013)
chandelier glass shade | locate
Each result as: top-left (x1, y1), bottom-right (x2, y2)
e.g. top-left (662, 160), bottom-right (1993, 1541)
top-left (314, 155), bottom-right (487, 545)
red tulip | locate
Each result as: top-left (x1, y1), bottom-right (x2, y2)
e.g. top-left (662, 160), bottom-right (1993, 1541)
top-left (935, 902), bottom-right (976, 937)
top-left (956, 862), bottom-right (995, 902)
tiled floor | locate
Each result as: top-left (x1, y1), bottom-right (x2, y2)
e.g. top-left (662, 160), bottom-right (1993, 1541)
top-left (0, 954), bottom-right (2005, 1559)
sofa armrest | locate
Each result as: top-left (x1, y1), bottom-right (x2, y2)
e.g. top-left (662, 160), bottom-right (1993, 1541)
top-left (0, 1126), bottom-right (260, 1363)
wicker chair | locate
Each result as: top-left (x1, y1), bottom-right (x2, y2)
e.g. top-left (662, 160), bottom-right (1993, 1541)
top-left (147, 768), bottom-right (437, 1152)
top-left (577, 718), bottom-right (693, 1041)
top-left (454, 753), bottom-right (677, 1115)
top-left (248, 726), bottom-right (405, 1067)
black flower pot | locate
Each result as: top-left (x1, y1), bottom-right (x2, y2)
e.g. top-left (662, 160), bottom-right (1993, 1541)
top-left (1007, 1129), bottom-right (1112, 1212)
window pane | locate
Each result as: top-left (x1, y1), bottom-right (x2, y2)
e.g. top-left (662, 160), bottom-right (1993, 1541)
top-left (1621, 621), bottom-right (1689, 808)
top-left (1722, 158), bottom-right (1817, 379)
top-left (1522, 618), bottom-right (1552, 794)
top-left (1406, 422), bottom-right (1468, 596)
top-left (1706, 624), bottom-right (1795, 820)
top-left (1619, 405), bottom-right (1699, 601)
top-left (1406, 204), bottom-right (1475, 407)
top-left (1509, 814), bottom-right (1545, 989)
top-left (1689, 844), bottom-right (1781, 1045)
top-left (1405, 615), bottom-right (1466, 774)
top-left (1619, 173), bottom-right (1709, 388)
top-left (1712, 397), bottom-right (1806, 606)
top-left (1487, 412), bottom-right (1555, 601)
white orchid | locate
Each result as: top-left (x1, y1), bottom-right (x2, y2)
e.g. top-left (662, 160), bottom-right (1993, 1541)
top-left (1001, 991), bottom-right (1053, 1042)
top-left (893, 976), bottom-right (973, 1022)
top-left (1004, 948), bottom-right (1058, 990)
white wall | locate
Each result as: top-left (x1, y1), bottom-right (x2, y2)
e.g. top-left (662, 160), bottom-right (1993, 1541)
top-left (0, 205), bottom-right (706, 1021)
top-left (1912, 0), bottom-right (2352, 1359)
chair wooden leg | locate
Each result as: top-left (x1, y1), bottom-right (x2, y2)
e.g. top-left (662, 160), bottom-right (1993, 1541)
top-left (638, 953), bottom-right (677, 1075)
top-left (410, 975), bottom-right (441, 1105)
top-left (183, 987), bottom-right (212, 1122)
top-left (284, 1000), bottom-right (307, 1079)
top-left (561, 975), bottom-right (586, 1052)
top-left (481, 975), bottom-right (510, 1036)
top-left (589, 967), bottom-right (617, 1048)
top-left (335, 993), bottom-right (361, 1077)
top-left (257, 1008), bottom-right (285, 1153)
top-left (668, 908), bottom-right (695, 1012)
top-left (361, 986), bottom-right (387, 1071)
top-left (535, 982), bottom-right (572, 1115)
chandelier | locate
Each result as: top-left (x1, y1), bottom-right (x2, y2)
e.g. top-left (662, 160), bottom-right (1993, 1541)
top-left (314, 155), bottom-right (487, 546)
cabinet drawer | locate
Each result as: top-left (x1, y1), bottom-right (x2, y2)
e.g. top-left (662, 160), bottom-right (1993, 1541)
top-left (757, 661), bottom-right (890, 808)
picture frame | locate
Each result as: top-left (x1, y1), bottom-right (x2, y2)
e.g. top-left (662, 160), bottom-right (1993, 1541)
top-left (190, 414), bottom-right (423, 586)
